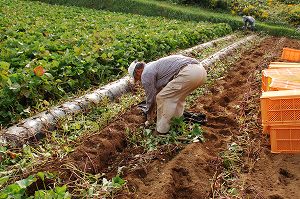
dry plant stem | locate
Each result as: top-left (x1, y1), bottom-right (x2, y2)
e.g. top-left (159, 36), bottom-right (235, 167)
top-left (83, 151), bottom-right (96, 174)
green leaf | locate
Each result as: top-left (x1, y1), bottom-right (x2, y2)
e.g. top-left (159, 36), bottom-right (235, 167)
top-left (73, 46), bottom-right (82, 55)
top-left (37, 172), bottom-right (45, 181)
top-left (5, 183), bottom-right (23, 195)
top-left (6, 78), bottom-right (12, 86)
top-left (0, 146), bottom-right (6, 153)
top-left (44, 73), bottom-right (54, 79)
top-left (34, 190), bottom-right (55, 198)
top-left (144, 129), bottom-right (152, 136)
top-left (54, 185), bottom-right (71, 198)
top-left (54, 185), bottom-right (67, 195)
top-left (0, 176), bottom-right (9, 187)
top-left (73, 122), bottom-right (81, 130)
top-left (16, 175), bottom-right (37, 189)
top-left (228, 187), bottom-right (238, 195)
top-left (101, 53), bottom-right (107, 60)
top-left (191, 124), bottom-right (202, 136)
top-left (8, 83), bottom-right (21, 90)
top-left (44, 172), bottom-right (55, 180)
top-left (0, 193), bottom-right (8, 199)
top-left (57, 85), bottom-right (65, 93)
top-left (0, 62), bottom-right (10, 71)
top-left (112, 175), bottom-right (126, 187)
top-left (88, 188), bottom-right (94, 196)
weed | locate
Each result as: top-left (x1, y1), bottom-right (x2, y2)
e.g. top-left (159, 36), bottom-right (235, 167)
top-left (126, 116), bottom-right (205, 151)
top-left (0, 172), bottom-right (70, 199)
top-left (221, 142), bottom-right (243, 171)
top-left (210, 142), bottom-right (243, 198)
top-left (101, 175), bottom-right (127, 198)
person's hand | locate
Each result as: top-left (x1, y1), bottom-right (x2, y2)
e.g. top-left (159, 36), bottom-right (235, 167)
top-left (145, 121), bottom-right (150, 127)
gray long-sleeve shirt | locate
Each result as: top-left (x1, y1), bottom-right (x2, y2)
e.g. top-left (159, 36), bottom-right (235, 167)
top-left (243, 16), bottom-right (255, 26)
top-left (141, 54), bottom-right (199, 113)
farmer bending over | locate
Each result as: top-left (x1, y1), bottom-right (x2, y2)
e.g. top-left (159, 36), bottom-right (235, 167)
top-left (242, 15), bottom-right (255, 31)
top-left (128, 55), bottom-right (207, 135)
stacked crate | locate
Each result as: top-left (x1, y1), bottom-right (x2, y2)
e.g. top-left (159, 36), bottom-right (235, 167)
top-left (260, 48), bottom-right (300, 153)
top-left (281, 48), bottom-right (300, 62)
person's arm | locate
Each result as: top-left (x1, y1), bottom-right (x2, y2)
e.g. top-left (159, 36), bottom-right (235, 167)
top-left (141, 72), bottom-right (157, 122)
top-left (251, 17), bottom-right (255, 26)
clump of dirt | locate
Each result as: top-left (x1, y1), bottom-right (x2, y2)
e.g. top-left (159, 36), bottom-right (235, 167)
top-left (35, 108), bottom-right (146, 179)
top-left (66, 110), bottom-right (146, 174)
top-left (123, 144), bottom-right (215, 199)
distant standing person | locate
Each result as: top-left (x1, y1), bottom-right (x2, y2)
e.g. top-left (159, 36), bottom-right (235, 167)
top-left (242, 15), bottom-right (255, 31)
top-left (128, 55), bottom-right (207, 135)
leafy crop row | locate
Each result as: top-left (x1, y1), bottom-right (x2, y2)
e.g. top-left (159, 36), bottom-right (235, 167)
top-left (0, 0), bottom-right (232, 125)
top-left (35, 0), bottom-right (300, 38)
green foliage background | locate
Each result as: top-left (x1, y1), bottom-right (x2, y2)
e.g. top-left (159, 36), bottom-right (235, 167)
top-left (34, 0), bottom-right (300, 37)
top-left (0, 0), bottom-right (231, 125)
top-left (1, 0), bottom-right (299, 126)
top-left (166, 0), bottom-right (300, 26)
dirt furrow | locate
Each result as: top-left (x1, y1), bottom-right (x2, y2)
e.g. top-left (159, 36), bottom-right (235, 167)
top-left (119, 37), bottom-right (300, 198)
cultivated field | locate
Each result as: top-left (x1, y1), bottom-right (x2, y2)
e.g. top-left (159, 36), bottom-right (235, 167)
top-left (0, 0), bottom-right (300, 199)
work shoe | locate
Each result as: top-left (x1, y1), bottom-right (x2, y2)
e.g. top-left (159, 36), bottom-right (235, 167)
top-left (137, 100), bottom-right (147, 115)
top-left (152, 129), bottom-right (169, 138)
top-left (183, 111), bottom-right (207, 124)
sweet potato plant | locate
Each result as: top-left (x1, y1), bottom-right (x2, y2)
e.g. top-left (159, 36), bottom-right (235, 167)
top-left (0, 0), bottom-right (232, 125)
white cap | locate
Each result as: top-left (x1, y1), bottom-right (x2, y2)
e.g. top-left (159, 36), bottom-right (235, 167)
top-left (128, 60), bottom-right (138, 78)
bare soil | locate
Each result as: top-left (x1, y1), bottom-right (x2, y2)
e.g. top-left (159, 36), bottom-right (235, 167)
top-left (36, 36), bottom-right (300, 198)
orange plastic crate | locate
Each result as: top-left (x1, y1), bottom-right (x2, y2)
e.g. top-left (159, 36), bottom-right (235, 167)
top-left (270, 62), bottom-right (300, 65)
top-left (281, 48), bottom-right (300, 62)
top-left (261, 68), bottom-right (300, 91)
top-left (261, 90), bottom-right (300, 127)
top-left (269, 125), bottom-right (300, 153)
top-left (261, 72), bottom-right (269, 92)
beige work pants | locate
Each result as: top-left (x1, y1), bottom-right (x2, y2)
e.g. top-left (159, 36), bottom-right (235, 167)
top-left (156, 64), bottom-right (207, 134)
